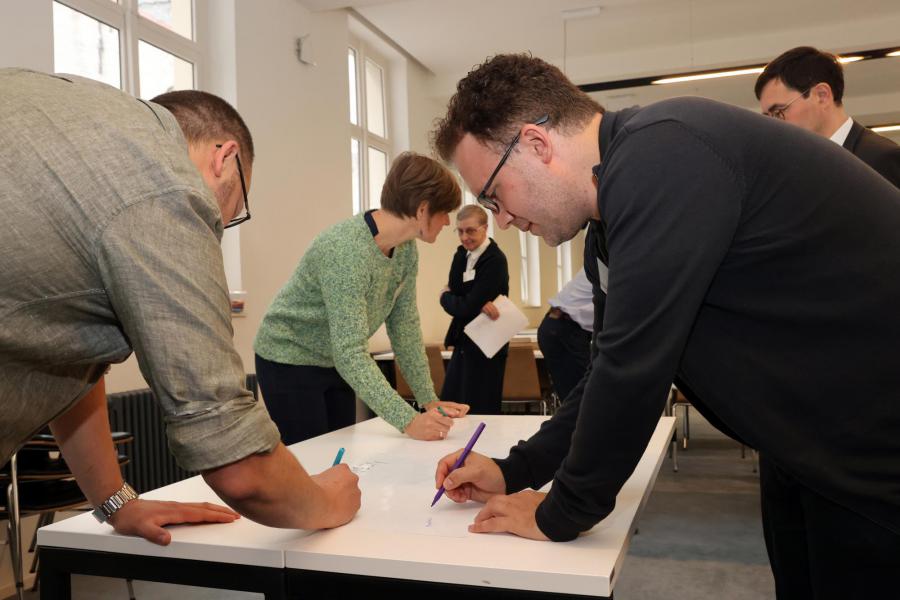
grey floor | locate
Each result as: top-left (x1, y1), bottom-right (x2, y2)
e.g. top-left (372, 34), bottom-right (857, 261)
top-left (12, 412), bottom-right (774, 600)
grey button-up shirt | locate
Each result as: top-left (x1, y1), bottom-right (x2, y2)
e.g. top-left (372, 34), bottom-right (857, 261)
top-left (0, 69), bottom-right (279, 471)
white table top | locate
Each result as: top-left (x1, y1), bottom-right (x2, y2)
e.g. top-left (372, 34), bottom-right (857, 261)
top-left (373, 349), bottom-right (544, 360)
top-left (37, 469), bottom-right (301, 568)
top-left (38, 415), bottom-right (674, 596)
top-left (283, 415), bottom-right (674, 597)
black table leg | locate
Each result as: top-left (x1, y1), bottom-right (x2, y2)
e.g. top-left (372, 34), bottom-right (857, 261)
top-left (39, 547), bottom-right (71, 600)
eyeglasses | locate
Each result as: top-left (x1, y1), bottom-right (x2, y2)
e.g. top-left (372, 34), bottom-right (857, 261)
top-left (456, 225), bottom-right (485, 236)
top-left (765, 87), bottom-right (811, 120)
top-left (216, 143), bottom-right (251, 228)
top-left (476, 115), bottom-right (550, 214)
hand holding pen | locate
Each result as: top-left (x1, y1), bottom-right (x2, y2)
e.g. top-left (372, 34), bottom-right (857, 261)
top-left (432, 422), bottom-right (505, 506)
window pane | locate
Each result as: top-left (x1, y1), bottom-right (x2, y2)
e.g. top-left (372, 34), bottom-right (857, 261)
top-left (365, 59), bottom-right (386, 138)
top-left (138, 40), bottom-right (194, 99)
top-left (519, 231), bottom-right (529, 301)
top-left (53, 2), bottom-right (121, 89)
top-left (351, 139), bottom-right (361, 215)
top-left (138, 0), bottom-right (193, 40)
top-left (367, 146), bottom-right (387, 210)
top-left (348, 48), bottom-right (359, 126)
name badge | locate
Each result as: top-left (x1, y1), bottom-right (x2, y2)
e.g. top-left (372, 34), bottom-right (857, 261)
top-left (463, 269), bottom-right (476, 282)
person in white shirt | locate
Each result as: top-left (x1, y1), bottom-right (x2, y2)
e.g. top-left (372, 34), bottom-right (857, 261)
top-left (756, 46), bottom-right (900, 188)
top-left (537, 268), bottom-right (594, 403)
top-left (439, 205), bottom-right (509, 414)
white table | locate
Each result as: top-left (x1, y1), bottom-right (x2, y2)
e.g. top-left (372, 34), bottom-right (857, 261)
top-left (38, 415), bottom-right (674, 599)
top-left (373, 349), bottom-right (544, 360)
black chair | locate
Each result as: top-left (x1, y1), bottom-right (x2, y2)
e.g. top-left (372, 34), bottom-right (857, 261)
top-left (2, 431), bottom-right (132, 599)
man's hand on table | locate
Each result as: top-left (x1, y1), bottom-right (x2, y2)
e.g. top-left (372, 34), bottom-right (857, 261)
top-left (109, 499), bottom-right (240, 545)
top-left (469, 490), bottom-right (550, 540)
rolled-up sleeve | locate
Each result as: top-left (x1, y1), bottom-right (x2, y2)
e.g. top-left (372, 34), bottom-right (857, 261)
top-left (96, 189), bottom-right (280, 472)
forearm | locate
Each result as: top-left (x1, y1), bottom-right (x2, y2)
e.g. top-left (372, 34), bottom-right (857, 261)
top-left (49, 378), bottom-right (123, 506)
top-left (202, 443), bottom-right (331, 529)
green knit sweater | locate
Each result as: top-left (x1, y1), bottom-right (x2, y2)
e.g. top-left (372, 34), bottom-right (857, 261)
top-left (254, 214), bottom-right (436, 432)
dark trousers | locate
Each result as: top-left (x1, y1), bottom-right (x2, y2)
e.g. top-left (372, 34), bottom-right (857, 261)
top-left (255, 354), bottom-right (356, 445)
top-left (440, 336), bottom-right (507, 415)
top-left (537, 312), bottom-right (592, 402)
top-left (759, 455), bottom-right (900, 600)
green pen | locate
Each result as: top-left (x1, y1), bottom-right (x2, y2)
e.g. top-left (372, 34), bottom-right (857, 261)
top-left (437, 406), bottom-right (449, 417)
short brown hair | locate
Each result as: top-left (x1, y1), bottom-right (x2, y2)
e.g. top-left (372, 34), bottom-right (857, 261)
top-left (432, 53), bottom-right (604, 161)
top-left (457, 204), bottom-right (487, 226)
top-left (151, 90), bottom-right (255, 162)
top-left (754, 46), bottom-right (845, 105)
top-left (381, 152), bottom-right (461, 218)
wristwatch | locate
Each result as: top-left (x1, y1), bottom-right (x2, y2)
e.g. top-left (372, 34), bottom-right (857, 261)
top-left (92, 482), bottom-right (139, 523)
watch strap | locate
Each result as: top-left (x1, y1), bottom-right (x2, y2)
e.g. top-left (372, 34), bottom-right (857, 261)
top-left (92, 482), bottom-right (139, 523)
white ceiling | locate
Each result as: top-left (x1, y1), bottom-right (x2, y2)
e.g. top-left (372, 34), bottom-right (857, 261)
top-left (297, 0), bottom-right (900, 131)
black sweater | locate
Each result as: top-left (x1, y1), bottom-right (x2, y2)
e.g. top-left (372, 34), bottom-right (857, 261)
top-left (496, 97), bottom-right (900, 542)
top-left (440, 239), bottom-right (509, 348)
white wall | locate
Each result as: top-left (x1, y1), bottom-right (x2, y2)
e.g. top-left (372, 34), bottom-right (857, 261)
top-left (0, 0), bottom-right (52, 72)
top-left (230, 2), bottom-right (354, 373)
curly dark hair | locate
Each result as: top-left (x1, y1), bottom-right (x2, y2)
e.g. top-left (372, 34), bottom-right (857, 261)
top-left (432, 53), bottom-right (604, 162)
top-left (754, 46), bottom-right (845, 105)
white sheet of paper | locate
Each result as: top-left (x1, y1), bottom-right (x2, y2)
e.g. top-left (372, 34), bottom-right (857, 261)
top-left (463, 295), bottom-right (529, 358)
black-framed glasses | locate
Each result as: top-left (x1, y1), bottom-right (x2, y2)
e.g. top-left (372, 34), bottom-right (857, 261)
top-left (216, 143), bottom-right (251, 228)
top-left (476, 115), bottom-right (550, 214)
top-left (765, 87), bottom-right (811, 120)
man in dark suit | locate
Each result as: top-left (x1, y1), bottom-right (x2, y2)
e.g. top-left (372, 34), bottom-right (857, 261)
top-left (439, 205), bottom-right (510, 414)
top-left (756, 46), bottom-right (900, 188)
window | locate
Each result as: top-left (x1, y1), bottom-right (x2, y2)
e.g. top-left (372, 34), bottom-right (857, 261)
top-left (51, 1), bottom-right (247, 295)
top-left (53, 2), bottom-right (122, 88)
top-left (52, 0), bottom-right (200, 99)
top-left (556, 241), bottom-right (573, 291)
top-left (348, 38), bottom-right (391, 214)
top-left (519, 231), bottom-right (541, 307)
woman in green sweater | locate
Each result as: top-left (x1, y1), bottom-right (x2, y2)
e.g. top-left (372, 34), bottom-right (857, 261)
top-left (254, 153), bottom-right (469, 444)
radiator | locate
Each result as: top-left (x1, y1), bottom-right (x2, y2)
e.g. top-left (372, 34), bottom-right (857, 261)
top-left (106, 374), bottom-right (259, 494)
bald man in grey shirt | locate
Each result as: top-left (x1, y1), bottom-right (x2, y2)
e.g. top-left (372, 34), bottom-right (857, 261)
top-left (0, 69), bottom-right (359, 543)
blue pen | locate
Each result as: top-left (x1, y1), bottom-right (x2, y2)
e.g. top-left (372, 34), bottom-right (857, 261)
top-left (431, 422), bottom-right (486, 507)
top-left (332, 447), bottom-right (345, 466)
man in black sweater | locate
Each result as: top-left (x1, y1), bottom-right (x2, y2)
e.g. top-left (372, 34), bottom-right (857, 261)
top-left (440, 205), bottom-right (510, 414)
top-left (431, 54), bottom-right (900, 598)
top-left (756, 46), bottom-right (900, 188)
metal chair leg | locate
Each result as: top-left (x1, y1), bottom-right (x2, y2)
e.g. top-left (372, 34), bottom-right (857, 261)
top-left (682, 404), bottom-right (690, 449)
top-left (30, 512), bottom-right (57, 592)
top-left (672, 436), bottom-right (679, 472)
top-left (126, 578), bottom-right (137, 599)
top-left (6, 453), bottom-right (25, 600)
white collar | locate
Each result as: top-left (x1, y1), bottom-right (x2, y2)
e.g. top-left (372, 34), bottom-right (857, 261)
top-left (467, 236), bottom-right (491, 261)
top-left (829, 117), bottom-right (854, 146)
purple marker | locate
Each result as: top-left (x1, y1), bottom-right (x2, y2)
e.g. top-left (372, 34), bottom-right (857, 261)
top-left (431, 421), bottom-right (486, 507)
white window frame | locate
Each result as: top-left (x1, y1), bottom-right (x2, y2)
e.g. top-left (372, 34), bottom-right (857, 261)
top-left (556, 241), bottom-right (573, 291)
top-left (51, 0), bottom-right (245, 294)
top-left (349, 35), bottom-right (391, 213)
top-left (52, 0), bottom-right (203, 97)
top-left (519, 231), bottom-right (542, 307)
